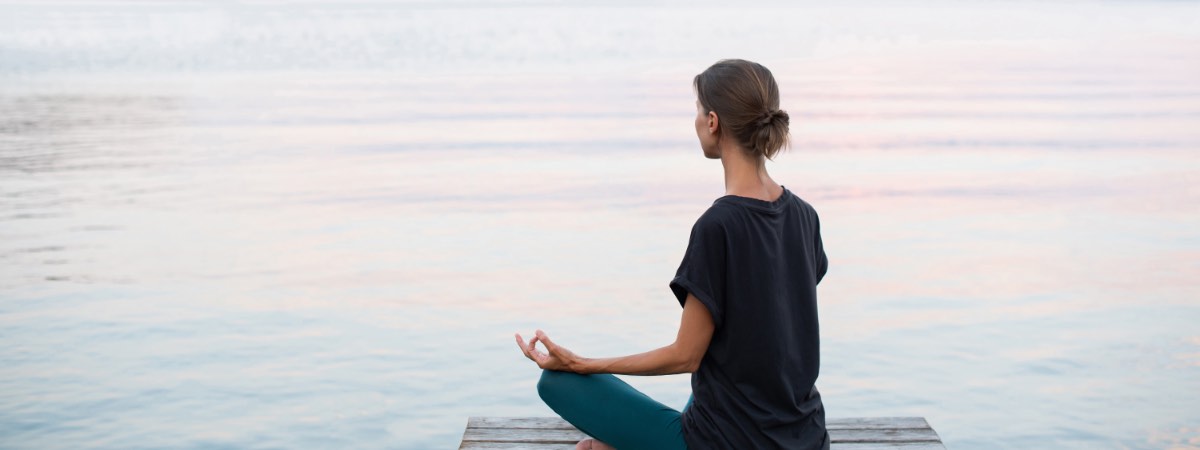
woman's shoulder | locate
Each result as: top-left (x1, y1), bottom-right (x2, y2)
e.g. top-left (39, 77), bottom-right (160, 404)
top-left (708, 186), bottom-right (820, 217)
top-left (783, 187), bottom-right (823, 221)
top-left (782, 186), bottom-right (818, 209)
top-left (692, 200), bottom-right (742, 230)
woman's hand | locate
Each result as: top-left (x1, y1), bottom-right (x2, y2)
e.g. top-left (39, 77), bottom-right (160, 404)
top-left (514, 295), bottom-right (713, 377)
top-left (515, 329), bottom-right (589, 374)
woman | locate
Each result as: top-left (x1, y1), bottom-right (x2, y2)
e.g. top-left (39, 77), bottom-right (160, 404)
top-left (515, 59), bottom-right (830, 450)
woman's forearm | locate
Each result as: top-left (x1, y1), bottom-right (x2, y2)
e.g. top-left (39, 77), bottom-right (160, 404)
top-left (571, 295), bottom-right (715, 376)
top-left (575, 343), bottom-right (697, 376)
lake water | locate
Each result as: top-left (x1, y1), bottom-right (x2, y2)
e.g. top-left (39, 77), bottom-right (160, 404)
top-left (1, 1), bottom-right (1198, 449)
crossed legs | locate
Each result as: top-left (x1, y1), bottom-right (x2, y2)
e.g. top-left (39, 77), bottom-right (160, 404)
top-left (536, 369), bottom-right (690, 450)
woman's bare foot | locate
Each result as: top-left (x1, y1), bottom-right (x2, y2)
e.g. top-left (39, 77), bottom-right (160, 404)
top-left (575, 438), bottom-right (616, 450)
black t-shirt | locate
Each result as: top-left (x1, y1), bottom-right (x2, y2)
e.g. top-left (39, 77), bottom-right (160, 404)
top-left (669, 186), bottom-right (830, 450)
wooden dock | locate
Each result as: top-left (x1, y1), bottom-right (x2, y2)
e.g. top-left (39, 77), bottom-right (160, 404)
top-left (459, 416), bottom-right (946, 449)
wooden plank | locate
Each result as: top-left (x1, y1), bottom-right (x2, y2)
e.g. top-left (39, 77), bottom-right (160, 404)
top-left (467, 416), bottom-right (932, 431)
top-left (460, 443), bottom-right (944, 450)
top-left (831, 428), bottom-right (941, 443)
top-left (462, 427), bottom-right (586, 443)
top-left (834, 443), bottom-right (946, 450)
top-left (467, 417), bottom-right (576, 430)
top-left (460, 443), bottom-right (575, 450)
top-left (460, 416), bottom-right (945, 450)
top-left (827, 417), bottom-right (931, 430)
top-left (462, 427), bottom-right (941, 444)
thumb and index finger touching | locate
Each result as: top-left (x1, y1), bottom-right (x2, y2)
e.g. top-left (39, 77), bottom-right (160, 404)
top-left (514, 329), bottom-right (561, 358)
top-left (533, 329), bottom-right (563, 354)
top-left (514, 333), bottom-right (539, 360)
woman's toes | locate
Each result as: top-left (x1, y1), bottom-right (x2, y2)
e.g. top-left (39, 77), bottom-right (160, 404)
top-left (575, 437), bottom-right (615, 450)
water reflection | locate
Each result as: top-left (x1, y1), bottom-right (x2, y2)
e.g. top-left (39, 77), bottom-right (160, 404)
top-left (0, 95), bottom-right (181, 173)
top-left (1, 4), bottom-right (1199, 450)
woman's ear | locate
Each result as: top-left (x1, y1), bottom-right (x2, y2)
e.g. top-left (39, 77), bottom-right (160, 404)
top-left (708, 111), bottom-right (720, 134)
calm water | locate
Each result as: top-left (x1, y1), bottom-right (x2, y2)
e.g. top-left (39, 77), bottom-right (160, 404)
top-left (2, 1), bottom-right (1199, 449)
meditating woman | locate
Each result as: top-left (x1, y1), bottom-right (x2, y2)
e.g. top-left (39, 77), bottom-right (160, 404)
top-left (515, 58), bottom-right (830, 450)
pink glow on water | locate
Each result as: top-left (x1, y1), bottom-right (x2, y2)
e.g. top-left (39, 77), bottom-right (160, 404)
top-left (1, 2), bottom-right (1199, 450)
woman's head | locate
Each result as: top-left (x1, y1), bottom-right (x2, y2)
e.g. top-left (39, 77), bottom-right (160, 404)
top-left (693, 59), bottom-right (790, 161)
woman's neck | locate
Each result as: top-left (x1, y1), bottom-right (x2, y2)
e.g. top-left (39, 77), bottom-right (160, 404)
top-left (720, 144), bottom-right (781, 201)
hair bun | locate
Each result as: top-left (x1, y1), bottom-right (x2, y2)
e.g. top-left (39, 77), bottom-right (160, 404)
top-left (758, 109), bottom-right (788, 128)
top-left (757, 110), bottom-right (776, 127)
top-left (693, 59), bottom-right (790, 160)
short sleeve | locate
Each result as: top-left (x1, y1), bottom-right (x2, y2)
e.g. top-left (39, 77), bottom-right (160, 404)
top-left (669, 214), bottom-right (727, 328)
top-left (814, 209), bottom-right (829, 285)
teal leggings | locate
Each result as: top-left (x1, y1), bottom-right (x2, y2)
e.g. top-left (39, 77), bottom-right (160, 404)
top-left (537, 369), bottom-right (691, 450)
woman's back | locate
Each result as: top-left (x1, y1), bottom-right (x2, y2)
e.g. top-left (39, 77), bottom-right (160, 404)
top-left (670, 186), bottom-right (830, 449)
top-left (521, 58), bottom-right (826, 450)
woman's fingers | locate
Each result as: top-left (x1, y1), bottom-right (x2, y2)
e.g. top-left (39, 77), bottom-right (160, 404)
top-left (517, 333), bottom-right (553, 369)
top-left (514, 333), bottom-right (533, 360)
top-left (534, 330), bottom-right (578, 372)
top-left (517, 330), bottom-right (572, 371)
top-left (528, 335), bottom-right (553, 368)
top-left (535, 329), bottom-right (559, 354)
top-left (526, 334), bottom-right (541, 357)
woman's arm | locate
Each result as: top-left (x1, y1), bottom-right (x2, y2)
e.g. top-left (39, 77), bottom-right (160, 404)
top-left (515, 293), bottom-right (715, 375)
